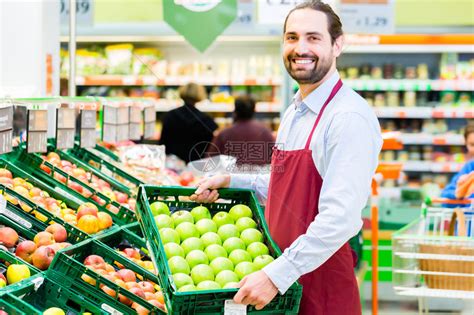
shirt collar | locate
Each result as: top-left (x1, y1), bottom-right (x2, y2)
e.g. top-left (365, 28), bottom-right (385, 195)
top-left (293, 70), bottom-right (340, 114)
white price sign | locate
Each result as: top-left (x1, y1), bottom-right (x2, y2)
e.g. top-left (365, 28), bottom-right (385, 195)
top-left (256, 0), bottom-right (308, 24)
top-left (60, 0), bottom-right (94, 26)
top-left (339, 0), bottom-right (394, 34)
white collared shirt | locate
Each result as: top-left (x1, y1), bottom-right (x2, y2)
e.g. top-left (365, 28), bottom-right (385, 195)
top-left (230, 70), bottom-right (383, 294)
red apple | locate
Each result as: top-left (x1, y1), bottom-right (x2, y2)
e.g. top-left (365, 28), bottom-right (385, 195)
top-left (129, 287), bottom-right (146, 299)
top-left (132, 303), bottom-right (150, 315)
top-left (67, 181), bottom-right (83, 194)
top-left (45, 223), bottom-right (68, 242)
top-left (84, 255), bottom-right (106, 270)
top-left (15, 240), bottom-right (37, 263)
top-left (137, 281), bottom-right (155, 293)
top-left (29, 187), bottom-right (42, 198)
top-left (0, 177), bottom-right (13, 187)
top-left (115, 192), bottom-right (128, 204)
top-left (101, 285), bottom-right (117, 298)
top-left (0, 227), bottom-right (19, 248)
top-left (33, 231), bottom-right (55, 247)
top-left (31, 246), bottom-right (55, 270)
top-left (77, 203), bottom-right (99, 220)
top-left (40, 163), bottom-right (51, 174)
top-left (46, 152), bottom-right (60, 161)
top-left (123, 248), bottom-right (140, 260)
top-left (0, 169), bottom-right (13, 178)
top-left (60, 160), bottom-right (73, 168)
top-left (97, 212), bottom-right (113, 230)
top-left (116, 269), bottom-right (136, 282)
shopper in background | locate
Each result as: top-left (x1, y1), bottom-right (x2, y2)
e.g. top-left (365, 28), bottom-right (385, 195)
top-left (190, 1), bottom-right (382, 314)
top-left (441, 123), bottom-right (474, 200)
top-left (159, 83), bottom-right (218, 163)
top-left (207, 95), bottom-right (275, 165)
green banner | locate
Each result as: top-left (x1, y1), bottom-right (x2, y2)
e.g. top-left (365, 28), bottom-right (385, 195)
top-left (163, 0), bottom-right (238, 52)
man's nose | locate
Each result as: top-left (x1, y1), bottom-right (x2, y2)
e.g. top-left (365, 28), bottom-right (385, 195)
top-left (294, 39), bottom-right (310, 55)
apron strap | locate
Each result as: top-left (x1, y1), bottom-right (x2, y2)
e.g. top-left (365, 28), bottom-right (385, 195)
top-left (304, 79), bottom-right (343, 150)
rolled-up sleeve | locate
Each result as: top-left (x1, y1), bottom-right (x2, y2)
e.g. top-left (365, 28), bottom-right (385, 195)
top-left (230, 173), bottom-right (271, 204)
top-left (263, 112), bottom-right (382, 294)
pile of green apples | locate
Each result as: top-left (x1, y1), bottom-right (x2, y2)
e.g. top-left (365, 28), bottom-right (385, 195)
top-left (150, 201), bottom-right (275, 292)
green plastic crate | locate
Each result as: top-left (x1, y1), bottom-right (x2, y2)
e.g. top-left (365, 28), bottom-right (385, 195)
top-left (1, 275), bottom-right (114, 315)
top-left (95, 144), bottom-right (121, 162)
top-left (0, 184), bottom-right (88, 243)
top-left (93, 224), bottom-right (155, 274)
top-left (0, 250), bottom-right (41, 294)
top-left (0, 293), bottom-right (40, 315)
top-left (48, 238), bottom-right (166, 314)
top-left (136, 185), bottom-right (302, 315)
top-left (3, 147), bottom-right (135, 226)
top-left (68, 145), bottom-right (143, 190)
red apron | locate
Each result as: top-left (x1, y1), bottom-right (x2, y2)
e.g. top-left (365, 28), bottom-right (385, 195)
top-left (266, 79), bottom-right (361, 315)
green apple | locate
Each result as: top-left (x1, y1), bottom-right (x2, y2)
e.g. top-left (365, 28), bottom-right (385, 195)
top-left (223, 282), bottom-right (239, 289)
top-left (235, 217), bottom-right (257, 233)
top-left (217, 224), bottom-right (240, 241)
top-left (186, 249), bottom-right (209, 269)
top-left (181, 237), bottom-right (204, 255)
top-left (173, 273), bottom-right (194, 289)
top-left (209, 257), bottom-right (234, 275)
top-left (228, 249), bottom-right (252, 266)
top-left (212, 211), bottom-right (234, 228)
top-left (229, 204), bottom-right (253, 221)
top-left (196, 280), bottom-right (221, 290)
top-left (240, 228), bottom-right (263, 246)
top-left (164, 243), bottom-right (185, 258)
top-left (253, 255), bottom-right (274, 270)
top-left (191, 264), bottom-right (214, 284)
top-left (190, 206), bottom-right (211, 222)
top-left (215, 270), bottom-right (239, 288)
top-left (168, 256), bottom-right (190, 274)
top-left (195, 218), bottom-right (217, 236)
top-left (178, 284), bottom-right (197, 292)
top-left (223, 237), bottom-right (246, 254)
top-left (160, 228), bottom-right (180, 244)
top-left (205, 244), bottom-right (227, 261)
top-left (246, 242), bottom-right (269, 260)
top-left (234, 262), bottom-right (258, 280)
top-left (150, 201), bottom-right (170, 216)
top-left (172, 210), bottom-right (194, 226)
top-left (175, 222), bottom-right (199, 242)
top-left (201, 232), bottom-right (222, 247)
top-left (0, 278), bottom-right (6, 288)
top-left (155, 214), bottom-right (174, 229)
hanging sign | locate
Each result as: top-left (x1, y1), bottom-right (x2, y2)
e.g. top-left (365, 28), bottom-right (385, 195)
top-left (102, 105), bottom-right (129, 143)
top-left (129, 106), bottom-right (143, 141)
top-left (0, 104), bottom-right (13, 155)
top-left (339, 0), bottom-right (395, 34)
top-left (143, 105), bottom-right (156, 139)
top-left (27, 109), bottom-right (48, 153)
top-left (56, 107), bottom-right (76, 149)
top-left (79, 109), bottom-right (97, 148)
top-left (163, 0), bottom-right (238, 52)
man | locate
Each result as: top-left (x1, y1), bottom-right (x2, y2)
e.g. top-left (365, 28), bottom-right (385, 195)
top-left (207, 95), bottom-right (275, 165)
top-left (191, 1), bottom-right (382, 314)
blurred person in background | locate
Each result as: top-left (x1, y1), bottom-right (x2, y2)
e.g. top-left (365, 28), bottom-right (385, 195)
top-left (159, 83), bottom-right (217, 163)
top-left (208, 95), bottom-right (275, 165)
top-left (441, 123), bottom-right (474, 200)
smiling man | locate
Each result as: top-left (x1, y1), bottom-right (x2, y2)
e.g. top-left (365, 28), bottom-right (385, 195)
top-left (191, 1), bottom-right (382, 314)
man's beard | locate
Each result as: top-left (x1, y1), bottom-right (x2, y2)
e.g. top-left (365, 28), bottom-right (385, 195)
top-left (284, 53), bottom-right (332, 85)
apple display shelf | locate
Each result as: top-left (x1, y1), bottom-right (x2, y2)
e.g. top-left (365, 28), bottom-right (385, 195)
top-left (0, 158), bottom-right (116, 239)
top-left (0, 249), bottom-right (41, 295)
top-left (136, 185), bottom-right (303, 314)
top-left (47, 238), bottom-right (167, 315)
top-left (0, 275), bottom-right (108, 315)
top-left (3, 146), bottom-right (135, 226)
top-left (67, 144), bottom-right (143, 191)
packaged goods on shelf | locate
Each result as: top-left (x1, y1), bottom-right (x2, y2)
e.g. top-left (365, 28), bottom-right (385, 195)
top-left (105, 44), bottom-right (134, 75)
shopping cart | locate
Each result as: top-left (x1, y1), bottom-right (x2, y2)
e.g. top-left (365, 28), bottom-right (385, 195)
top-left (392, 197), bottom-right (474, 314)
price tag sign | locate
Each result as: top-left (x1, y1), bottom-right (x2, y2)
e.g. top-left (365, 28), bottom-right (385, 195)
top-left (0, 106), bottom-right (13, 154)
top-left (224, 300), bottom-right (246, 315)
top-left (257, 0), bottom-right (307, 24)
top-left (129, 107), bottom-right (142, 124)
top-left (339, 0), bottom-right (395, 34)
top-left (129, 107), bottom-right (143, 141)
top-left (144, 106), bottom-right (155, 123)
top-left (144, 122), bottom-right (156, 139)
top-left (27, 110), bottom-right (48, 153)
top-left (60, 0), bottom-right (94, 26)
top-left (79, 110), bottom-right (96, 148)
top-left (102, 105), bottom-right (130, 142)
top-left (56, 108), bottom-right (76, 149)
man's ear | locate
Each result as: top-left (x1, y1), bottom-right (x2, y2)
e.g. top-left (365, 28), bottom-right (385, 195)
top-left (333, 35), bottom-right (344, 57)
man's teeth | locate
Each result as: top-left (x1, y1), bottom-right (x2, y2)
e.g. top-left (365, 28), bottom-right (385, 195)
top-left (294, 59), bottom-right (313, 64)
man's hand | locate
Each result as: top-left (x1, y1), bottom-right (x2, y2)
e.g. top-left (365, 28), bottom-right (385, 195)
top-left (189, 174), bottom-right (231, 203)
top-left (233, 271), bottom-right (278, 310)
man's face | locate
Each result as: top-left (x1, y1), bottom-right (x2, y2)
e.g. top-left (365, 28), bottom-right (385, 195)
top-left (283, 9), bottom-right (340, 85)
